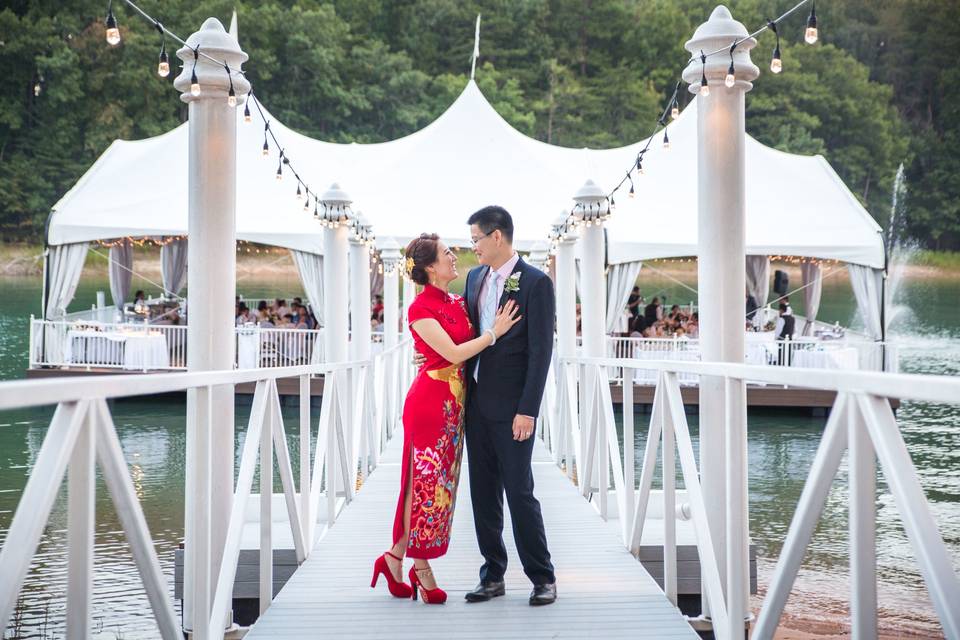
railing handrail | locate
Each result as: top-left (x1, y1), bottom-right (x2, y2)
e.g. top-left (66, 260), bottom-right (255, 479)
top-left (564, 356), bottom-right (959, 404)
top-left (0, 360), bottom-right (372, 411)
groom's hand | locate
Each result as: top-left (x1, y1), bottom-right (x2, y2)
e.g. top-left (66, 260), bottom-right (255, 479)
top-left (412, 351), bottom-right (426, 370)
top-left (512, 414), bottom-right (535, 441)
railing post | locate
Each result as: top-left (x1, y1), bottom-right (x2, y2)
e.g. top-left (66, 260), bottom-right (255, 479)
top-left (848, 396), bottom-right (877, 639)
top-left (259, 385), bottom-right (273, 615)
top-left (173, 18), bottom-right (249, 635)
top-left (724, 376), bottom-right (750, 639)
top-left (66, 407), bottom-right (95, 638)
top-left (682, 5), bottom-right (758, 622)
top-left (661, 372), bottom-right (677, 606)
top-left (299, 374), bottom-right (312, 550)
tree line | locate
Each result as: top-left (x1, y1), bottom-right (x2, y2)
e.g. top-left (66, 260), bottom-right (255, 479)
top-left (1, 0), bottom-right (957, 249)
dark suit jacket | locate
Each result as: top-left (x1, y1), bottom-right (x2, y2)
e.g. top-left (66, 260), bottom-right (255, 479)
top-left (465, 256), bottom-right (555, 422)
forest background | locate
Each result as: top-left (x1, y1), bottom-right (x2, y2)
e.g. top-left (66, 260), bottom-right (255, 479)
top-left (1, 0), bottom-right (958, 250)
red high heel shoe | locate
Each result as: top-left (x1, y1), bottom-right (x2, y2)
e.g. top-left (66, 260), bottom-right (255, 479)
top-left (371, 552), bottom-right (413, 598)
top-left (409, 566), bottom-right (447, 604)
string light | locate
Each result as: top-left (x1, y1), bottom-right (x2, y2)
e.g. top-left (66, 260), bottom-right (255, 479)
top-left (105, 1), bottom-right (121, 46)
top-left (805, 3), bottom-right (818, 44)
top-left (586, 0), bottom-right (820, 227)
top-left (262, 122), bottom-right (270, 156)
top-left (225, 63), bottom-right (236, 107)
top-left (244, 92), bottom-right (251, 122)
top-left (768, 21), bottom-right (782, 73)
top-left (189, 47), bottom-right (200, 97)
top-left (276, 158), bottom-right (283, 180)
top-left (296, 182), bottom-right (302, 200)
top-left (628, 175), bottom-right (635, 198)
top-left (699, 51), bottom-right (710, 97)
top-left (157, 41), bottom-right (169, 77)
top-left (725, 43), bottom-right (737, 88)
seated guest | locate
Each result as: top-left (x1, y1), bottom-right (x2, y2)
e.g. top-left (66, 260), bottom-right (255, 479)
top-left (628, 315), bottom-right (647, 337)
top-left (236, 303), bottom-right (252, 325)
top-left (134, 290), bottom-right (146, 303)
top-left (627, 287), bottom-right (642, 319)
top-left (372, 295), bottom-right (385, 322)
top-left (685, 312), bottom-right (699, 338)
top-left (275, 298), bottom-right (290, 317)
top-left (643, 297), bottom-right (663, 325)
top-left (668, 304), bottom-right (685, 323)
top-left (778, 303), bottom-right (796, 340)
top-left (256, 300), bottom-right (271, 324)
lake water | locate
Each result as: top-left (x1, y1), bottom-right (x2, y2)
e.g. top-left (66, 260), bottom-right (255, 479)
top-left (1, 269), bottom-right (958, 638)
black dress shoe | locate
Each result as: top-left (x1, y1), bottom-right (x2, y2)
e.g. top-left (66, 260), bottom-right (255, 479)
top-left (464, 580), bottom-right (505, 602)
top-left (529, 582), bottom-right (557, 606)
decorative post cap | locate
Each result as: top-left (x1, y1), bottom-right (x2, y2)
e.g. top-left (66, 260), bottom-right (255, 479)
top-left (571, 179), bottom-right (609, 223)
top-left (174, 17), bottom-right (250, 104)
top-left (527, 240), bottom-right (552, 272)
top-left (317, 182), bottom-right (354, 227)
top-left (378, 237), bottom-right (402, 263)
top-left (681, 5), bottom-right (758, 94)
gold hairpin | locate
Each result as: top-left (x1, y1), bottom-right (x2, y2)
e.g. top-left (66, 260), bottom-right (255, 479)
top-left (405, 257), bottom-right (415, 276)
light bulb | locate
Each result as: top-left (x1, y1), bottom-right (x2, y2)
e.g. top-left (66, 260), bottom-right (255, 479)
top-left (671, 104), bottom-right (679, 120)
top-left (725, 62), bottom-right (736, 88)
top-left (663, 130), bottom-right (670, 149)
top-left (276, 164), bottom-right (283, 180)
top-left (296, 184), bottom-right (302, 200)
top-left (771, 49), bottom-right (782, 74)
top-left (227, 89), bottom-right (237, 107)
top-left (244, 103), bottom-right (251, 123)
top-left (105, 9), bottom-right (121, 46)
top-left (700, 73), bottom-right (710, 97)
top-left (158, 48), bottom-right (169, 77)
top-left (262, 140), bottom-right (269, 156)
top-left (33, 83), bottom-right (41, 97)
top-left (805, 5), bottom-right (818, 44)
top-left (629, 184), bottom-right (635, 198)
top-left (190, 69), bottom-right (200, 97)
top-left (303, 197), bottom-right (310, 211)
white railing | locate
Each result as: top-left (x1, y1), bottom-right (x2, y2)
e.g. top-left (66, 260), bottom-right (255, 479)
top-left (0, 338), bottom-right (414, 640)
top-left (28, 318), bottom-right (399, 372)
top-left (605, 336), bottom-right (898, 385)
top-left (545, 353), bottom-right (960, 640)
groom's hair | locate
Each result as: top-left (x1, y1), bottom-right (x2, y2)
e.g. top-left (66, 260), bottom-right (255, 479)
top-left (468, 206), bottom-right (514, 244)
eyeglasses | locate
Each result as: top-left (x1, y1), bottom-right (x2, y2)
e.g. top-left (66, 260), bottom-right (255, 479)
top-left (470, 230), bottom-right (495, 247)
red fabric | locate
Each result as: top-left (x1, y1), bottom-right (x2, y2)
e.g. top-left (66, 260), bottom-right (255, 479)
top-left (393, 284), bottom-right (474, 558)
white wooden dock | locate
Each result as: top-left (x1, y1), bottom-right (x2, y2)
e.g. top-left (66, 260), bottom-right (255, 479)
top-left (245, 434), bottom-right (698, 639)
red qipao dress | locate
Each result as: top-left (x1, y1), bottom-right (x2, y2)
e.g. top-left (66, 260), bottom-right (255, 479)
top-left (393, 284), bottom-right (473, 559)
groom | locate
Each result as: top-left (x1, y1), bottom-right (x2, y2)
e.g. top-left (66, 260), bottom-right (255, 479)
top-left (462, 205), bottom-right (557, 606)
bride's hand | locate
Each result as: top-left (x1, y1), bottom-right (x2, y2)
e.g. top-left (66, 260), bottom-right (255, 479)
top-left (493, 300), bottom-right (522, 338)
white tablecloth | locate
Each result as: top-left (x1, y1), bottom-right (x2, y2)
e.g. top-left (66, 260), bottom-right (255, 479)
top-left (792, 347), bottom-right (859, 370)
top-left (65, 329), bottom-right (169, 370)
top-left (123, 333), bottom-right (170, 370)
top-left (237, 327), bottom-right (260, 369)
top-left (628, 348), bottom-right (701, 386)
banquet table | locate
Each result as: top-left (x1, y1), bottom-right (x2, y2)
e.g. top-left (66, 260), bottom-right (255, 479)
top-left (65, 328), bottom-right (169, 370)
top-left (791, 347), bottom-right (859, 370)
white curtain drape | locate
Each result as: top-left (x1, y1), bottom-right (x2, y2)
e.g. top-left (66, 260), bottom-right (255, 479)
top-left (605, 261), bottom-right (642, 333)
top-left (43, 242), bottom-right (89, 364)
top-left (847, 264), bottom-right (885, 340)
top-left (109, 238), bottom-right (133, 308)
top-left (800, 262), bottom-right (822, 335)
top-left (160, 237), bottom-right (188, 296)
top-left (745, 255), bottom-right (770, 327)
top-left (292, 250), bottom-right (324, 325)
top-left (44, 243), bottom-right (89, 319)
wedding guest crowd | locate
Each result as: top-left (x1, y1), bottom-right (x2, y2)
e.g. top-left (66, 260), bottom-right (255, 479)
top-left (236, 297), bottom-right (318, 329)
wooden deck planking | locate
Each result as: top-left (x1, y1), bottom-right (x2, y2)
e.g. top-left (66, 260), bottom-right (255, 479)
top-left (246, 435), bottom-right (697, 639)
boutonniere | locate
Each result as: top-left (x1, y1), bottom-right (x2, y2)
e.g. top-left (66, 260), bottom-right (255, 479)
top-left (504, 271), bottom-right (522, 293)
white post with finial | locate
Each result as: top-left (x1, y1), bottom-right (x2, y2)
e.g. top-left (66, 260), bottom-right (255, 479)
top-left (379, 238), bottom-right (403, 438)
top-left (527, 240), bottom-right (551, 273)
top-left (173, 17), bottom-right (249, 637)
top-left (572, 180), bottom-right (608, 510)
top-left (552, 215), bottom-right (579, 475)
top-left (349, 216), bottom-right (373, 471)
top-left (682, 6), bottom-right (757, 636)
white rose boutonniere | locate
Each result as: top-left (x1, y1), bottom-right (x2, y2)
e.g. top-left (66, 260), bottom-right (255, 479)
top-left (504, 271), bottom-right (522, 293)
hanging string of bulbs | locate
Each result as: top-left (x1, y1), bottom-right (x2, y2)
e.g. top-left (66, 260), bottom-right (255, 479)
top-left (552, 0), bottom-right (819, 247)
top-left (101, 0), bottom-right (375, 251)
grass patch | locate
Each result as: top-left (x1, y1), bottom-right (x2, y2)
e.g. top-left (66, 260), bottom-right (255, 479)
top-left (911, 250), bottom-right (960, 271)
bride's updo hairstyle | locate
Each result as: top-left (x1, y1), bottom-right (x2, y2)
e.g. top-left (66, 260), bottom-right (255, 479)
top-left (405, 233), bottom-right (441, 286)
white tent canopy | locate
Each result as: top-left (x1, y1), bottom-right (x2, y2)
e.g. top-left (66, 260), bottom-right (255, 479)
top-left (48, 79), bottom-right (882, 266)
top-left (605, 96), bottom-right (884, 269)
